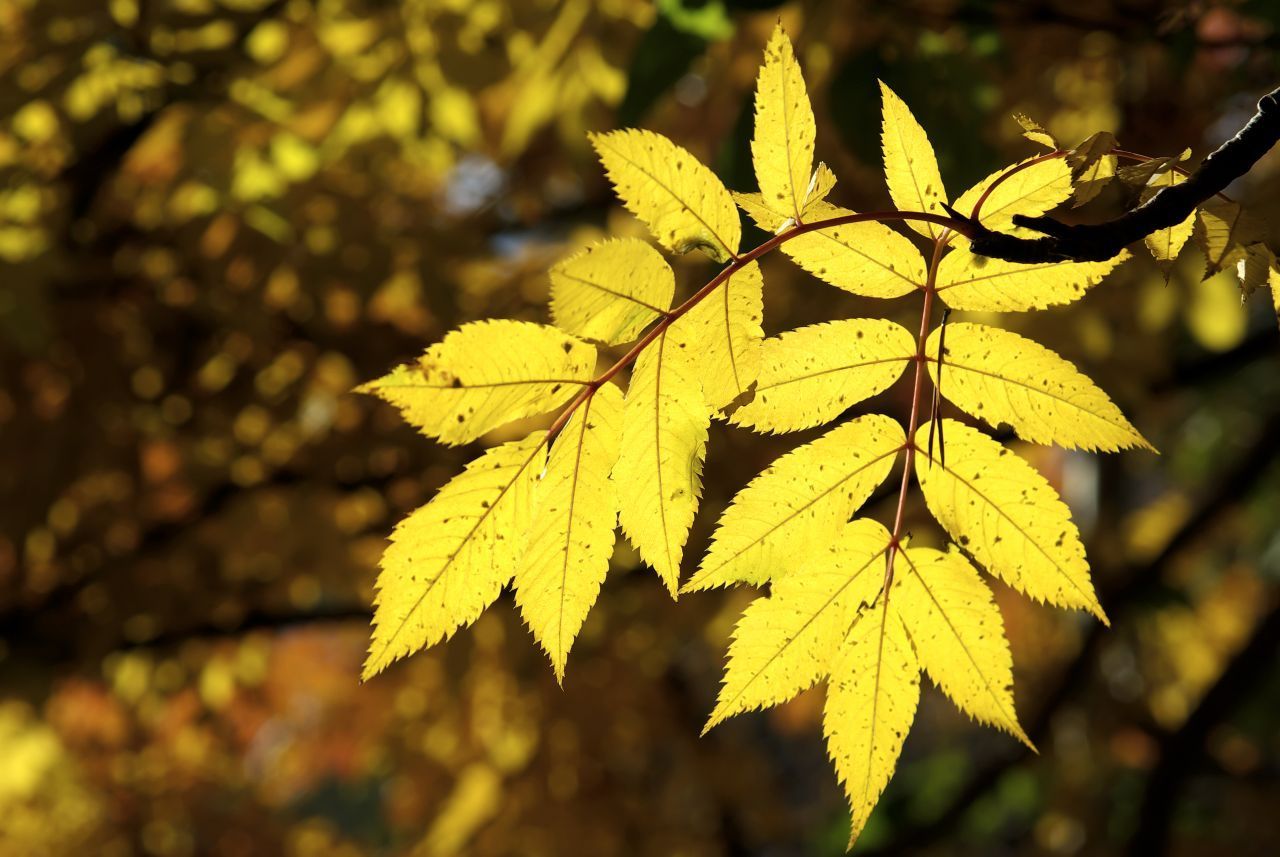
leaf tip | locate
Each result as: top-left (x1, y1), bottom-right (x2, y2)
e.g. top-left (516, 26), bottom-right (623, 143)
top-left (1014, 725), bottom-right (1037, 753)
top-left (1093, 604), bottom-right (1111, 627)
top-left (360, 653), bottom-right (386, 684)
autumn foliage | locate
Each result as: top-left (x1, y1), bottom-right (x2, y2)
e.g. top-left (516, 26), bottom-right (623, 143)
top-left (349, 23), bottom-right (1280, 846)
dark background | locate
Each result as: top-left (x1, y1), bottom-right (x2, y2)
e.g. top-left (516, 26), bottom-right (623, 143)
top-left (1, 1), bottom-right (1278, 854)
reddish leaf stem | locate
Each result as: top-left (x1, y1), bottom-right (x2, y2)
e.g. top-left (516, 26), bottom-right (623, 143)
top-left (882, 234), bottom-right (948, 592)
top-left (969, 149), bottom-right (1068, 221)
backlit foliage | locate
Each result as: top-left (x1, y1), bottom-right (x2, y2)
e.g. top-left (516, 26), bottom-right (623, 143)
top-left (7, 0), bottom-right (1280, 853)
top-left (358, 22), bottom-right (1280, 847)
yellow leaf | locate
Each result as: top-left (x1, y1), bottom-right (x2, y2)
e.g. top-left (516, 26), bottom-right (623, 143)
top-left (824, 596), bottom-right (920, 849)
top-left (1014, 113), bottom-right (1057, 149)
top-left (807, 162), bottom-right (838, 211)
top-left (550, 238), bottom-right (674, 345)
top-left (591, 128), bottom-right (741, 262)
top-left (1143, 170), bottom-right (1194, 263)
top-left (733, 190), bottom-right (792, 234)
top-left (1271, 266), bottom-right (1280, 330)
top-left (936, 246), bottom-right (1129, 312)
top-left (730, 318), bottom-right (915, 433)
top-left (880, 82), bottom-right (948, 241)
top-left (357, 320), bottom-right (595, 446)
top-left (952, 156), bottom-right (1073, 231)
top-left (1235, 241), bottom-right (1275, 300)
top-left (914, 420), bottom-right (1106, 621)
top-left (926, 322), bottom-right (1150, 451)
top-left (364, 433), bottom-right (547, 679)
top-left (670, 261), bottom-right (764, 411)
top-left (1196, 196), bottom-right (1252, 276)
top-left (1067, 131), bottom-right (1118, 208)
top-left (898, 547), bottom-right (1031, 747)
top-left (752, 24), bottom-right (816, 222)
top-left (516, 385), bottom-right (623, 681)
top-left (615, 331), bottom-right (711, 593)
top-left (704, 519), bottom-right (891, 730)
top-left (684, 414), bottom-right (903, 591)
top-left (735, 163), bottom-right (838, 234)
top-left (1071, 152), bottom-right (1116, 209)
top-left (782, 202), bottom-right (926, 298)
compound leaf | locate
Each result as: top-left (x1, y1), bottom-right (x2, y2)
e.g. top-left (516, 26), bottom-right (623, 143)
top-left (936, 247), bottom-right (1130, 312)
top-left (735, 161), bottom-right (839, 233)
top-left (705, 518), bottom-right (891, 730)
top-left (1066, 131), bottom-right (1118, 208)
top-left (752, 24), bottom-right (816, 222)
top-left (733, 190), bottom-right (792, 233)
top-left (670, 261), bottom-right (764, 411)
top-left (358, 320), bottom-right (595, 446)
top-left (880, 81), bottom-right (948, 241)
top-left (898, 547), bottom-right (1031, 746)
top-left (824, 595), bottom-right (920, 849)
top-left (782, 201), bottom-right (926, 298)
top-left (1014, 113), bottom-right (1056, 149)
top-left (953, 156), bottom-right (1073, 232)
top-left (1196, 195), bottom-right (1263, 277)
top-left (1142, 169), bottom-right (1194, 265)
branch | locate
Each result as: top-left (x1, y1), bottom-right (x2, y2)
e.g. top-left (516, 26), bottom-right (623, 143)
top-left (960, 85), bottom-right (1280, 263)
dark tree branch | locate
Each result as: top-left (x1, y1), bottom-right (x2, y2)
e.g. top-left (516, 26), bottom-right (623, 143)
top-left (959, 85), bottom-right (1280, 263)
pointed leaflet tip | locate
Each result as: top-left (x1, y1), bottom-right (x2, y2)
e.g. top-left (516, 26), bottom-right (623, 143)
top-left (879, 80), bottom-right (949, 240)
top-left (752, 20), bottom-right (815, 223)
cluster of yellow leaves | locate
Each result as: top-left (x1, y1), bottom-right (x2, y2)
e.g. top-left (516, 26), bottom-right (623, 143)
top-left (1018, 118), bottom-right (1280, 317)
top-left (682, 32), bottom-right (1153, 845)
top-left (357, 22), bottom-right (1191, 849)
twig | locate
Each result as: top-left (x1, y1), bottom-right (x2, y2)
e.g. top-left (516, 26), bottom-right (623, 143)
top-left (962, 85), bottom-right (1280, 263)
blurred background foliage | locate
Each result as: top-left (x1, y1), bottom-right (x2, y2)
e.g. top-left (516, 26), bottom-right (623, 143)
top-left (1, 0), bottom-right (1278, 854)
